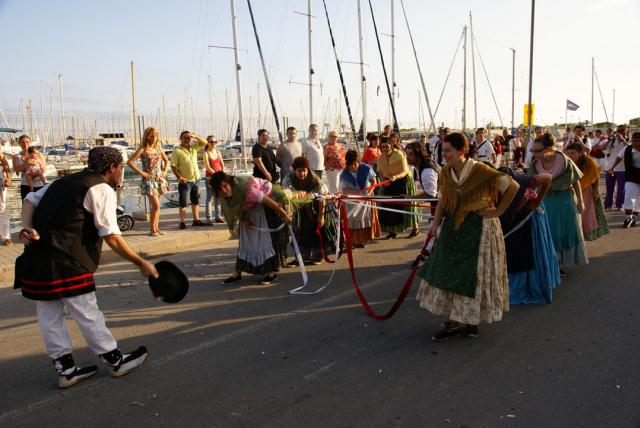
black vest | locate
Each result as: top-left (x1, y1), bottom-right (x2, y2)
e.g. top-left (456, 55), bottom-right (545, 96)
top-left (624, 145), bottom-right (640, 184)
top-left (16, 169), bottom-right (107, 301)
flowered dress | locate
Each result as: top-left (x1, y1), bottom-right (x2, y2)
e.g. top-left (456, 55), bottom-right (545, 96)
top-left (140, 150), bottom-right (169, 196)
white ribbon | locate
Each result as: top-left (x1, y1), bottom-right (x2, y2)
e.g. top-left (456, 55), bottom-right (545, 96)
top-left (502, 207), bottom-right (544, 239)
top-left (288, 201), bottom-right (342, 295)
top-left (342, 199), bottom-right (425, 218)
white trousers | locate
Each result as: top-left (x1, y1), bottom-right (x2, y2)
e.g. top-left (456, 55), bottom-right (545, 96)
top-left (623, 182), bottom-right (640, 212)
top-left (325, 169), bottom-right (341, 194)
top-left (36, 292), bottom-right (117, 360)
top-left (0, 188), bottom-right (10, 240)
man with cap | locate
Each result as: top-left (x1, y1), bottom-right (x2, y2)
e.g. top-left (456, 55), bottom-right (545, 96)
top-left (16, 146), bottom-right (159, 388)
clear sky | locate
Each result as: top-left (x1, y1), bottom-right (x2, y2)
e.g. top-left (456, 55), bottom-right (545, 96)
top-left (1, 0), bottom-right (639, 139)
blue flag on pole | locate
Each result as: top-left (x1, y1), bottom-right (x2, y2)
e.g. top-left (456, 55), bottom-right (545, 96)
top-left (566, 99), bottom-right (580, 111)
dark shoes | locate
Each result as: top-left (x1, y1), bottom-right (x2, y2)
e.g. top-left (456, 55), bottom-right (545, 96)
top-left (205, 219), bottom-right (215, 226)
top-left (192, 220), bottom-right (207, 227)
top-left (53, 354), bottom-right (98, 389)
top-left (383, 233), bottom-right (397, 240)
top-left (261, 274), bottom-right (277, 285)
top-left (215, 217), bottom-right (225, 223)
top-left (222, 274), bottom-right (242, 285)
top-left (179, 222), bottom-right (187, 230)
top-left (432, 322), bottom-right (479, 342)
top-left (623, 216), bottom-right (636, 228)
top-left (407, 228), bottom-right (420, 238)
top-left (100, 346), bottom-right (148, 378)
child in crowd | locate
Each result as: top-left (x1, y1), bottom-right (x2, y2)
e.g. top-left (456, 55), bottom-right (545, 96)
top-left (24, 147), bottom-right (47, 191)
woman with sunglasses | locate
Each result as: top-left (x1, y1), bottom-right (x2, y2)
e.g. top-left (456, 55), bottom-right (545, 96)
top-left (529, 133), bottom-right (588, 275)
top-left (203, 136), bottom-right (224, 225)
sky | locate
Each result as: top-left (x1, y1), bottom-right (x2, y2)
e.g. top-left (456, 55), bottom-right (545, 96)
top-left (1, 0), bottom-right (639, 140)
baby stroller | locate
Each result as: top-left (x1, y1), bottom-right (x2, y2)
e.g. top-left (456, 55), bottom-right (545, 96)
top-left (116, 205), bottom-right (135, 232)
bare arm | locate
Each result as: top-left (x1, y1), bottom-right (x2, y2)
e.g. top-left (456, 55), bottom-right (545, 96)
top-left (572, 181), bottom-right (585, 214)
top-left (192, 134), bottom-right (208, 149)
top-left (203, 151), bottom-right (215, 175)
top-left (428, 198), bottom-right (445, 237)
top-left (103, 235), bottom-right (158, 278)
top-left (608, 156), bottom-right (623, 173)
top-left (0, 153), bottom-right (10, 187)
top-left (19, 200), bottom-right (40, 243)
top-left (528, 173), bottom-right (552, 209)
top-left (253, 157), bottom-right (271, 181)
top-left (127, 148), bottom-right (150, 179)
top-left (160, 148), bottom-right (169, 176)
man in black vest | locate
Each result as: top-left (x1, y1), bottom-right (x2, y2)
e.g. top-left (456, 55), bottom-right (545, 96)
top-left (609, 132), bottom-right (640, 228)
top-left (16, 146), bottom-right (158, 388)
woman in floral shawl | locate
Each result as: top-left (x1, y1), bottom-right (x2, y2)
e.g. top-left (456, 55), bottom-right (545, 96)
top-left (529, 134), bottom-right (588, 272)
top-left (416, 132), bottom-right (519, 341)
top-left (564, 142), bottom-right (609, 241)
top-left (211, 171), bottom-right (291, 286)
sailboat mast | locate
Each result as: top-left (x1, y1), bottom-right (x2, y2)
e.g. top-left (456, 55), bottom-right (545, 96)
top-left (130, 61), bottom-right (137, 146)
top-left (58, 74), bottom-right (66, 143)
top-left (208, 75), bottom-right (214, 133)
top-left (308, 0), bottom-right (313, 127)
top-left (470, 12), bottom-right (478, 129)
top-left (462, 26), bottom-right (467, 132)
top-left (357, 0), bottom-right (367, 142)
top-left (591, 57), bottom-right (594, 125)
top-left (229, 0), bottom-right (246, 168)
top-left (391, 0), bottom-right (396, 110)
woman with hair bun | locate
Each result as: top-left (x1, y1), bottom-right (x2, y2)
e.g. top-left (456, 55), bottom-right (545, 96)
top-left (529, 133), bottom-right (588, 273)
top-left (417, 132), bottom-right (519, 341)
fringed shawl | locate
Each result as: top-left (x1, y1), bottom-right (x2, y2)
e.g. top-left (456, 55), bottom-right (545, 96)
top-left (578, 155), bottom-right (601, 190)
top-left (529, 151), bottom-right (583, 192)
top-left (439, 160), bottom-right (505, 229)
top-left (286, 169), bottom-right (324, 193)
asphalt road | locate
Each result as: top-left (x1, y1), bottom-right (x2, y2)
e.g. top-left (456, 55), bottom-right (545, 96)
top-left (0, 211), bottom-right (638, 427)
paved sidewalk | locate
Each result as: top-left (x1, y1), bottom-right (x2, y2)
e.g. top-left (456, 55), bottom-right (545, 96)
top-left (0, 209), bottom-right (231, 286)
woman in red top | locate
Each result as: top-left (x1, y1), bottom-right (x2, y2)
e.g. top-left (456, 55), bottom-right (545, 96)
top-left (323, 130), bottom-right (346, 193)
top-left (204, 136), bottom-right (225, 224)
top-left (361, 133), bottom-right (381, 172)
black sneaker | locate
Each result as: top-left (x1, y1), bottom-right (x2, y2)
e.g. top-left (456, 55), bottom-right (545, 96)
top-left (261, 274), bottom-right (277, 285)
top-left (179, 222), bottom-right (187, 230)
top-left (560, 268), bottom-right (566, 278)
top-left (431, 322), bottom-right (460, 342)
top-left (383, 232), bottom-right (397, 240)
top-left (222, 274), bottom-right (242, 285)
top-left (286, 259), bottom-right (300, 267)
top-left (53, 354), bottom-right (98, 389)
top-left (100, 346), bottom-right (148, 378)
top-left (630, 216), bottom-right (637, 228)
top-left (460, 324), bottom-right (479, 339)
top-left (192, 220), bottom-right (207, 227)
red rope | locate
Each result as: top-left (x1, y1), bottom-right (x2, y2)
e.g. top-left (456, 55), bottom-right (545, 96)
top-left (338, 199), bottom-right (433, 320)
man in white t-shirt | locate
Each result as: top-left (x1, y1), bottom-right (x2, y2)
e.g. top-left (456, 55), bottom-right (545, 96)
top-left (608, 132), bottom-right (640, 227)
top-left (474, 128), bottom-right (496, 165)
top-left (603, 126), bottom-right (628, 210)
top-left (301, 123), bottom-right (325, 178)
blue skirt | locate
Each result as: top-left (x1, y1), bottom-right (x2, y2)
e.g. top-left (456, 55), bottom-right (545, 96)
top-left (508, 206), bottom-right (561, 304)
